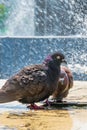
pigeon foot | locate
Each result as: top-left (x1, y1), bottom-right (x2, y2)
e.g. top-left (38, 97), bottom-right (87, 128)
top-left (27, 103), bottom-right (45, 110)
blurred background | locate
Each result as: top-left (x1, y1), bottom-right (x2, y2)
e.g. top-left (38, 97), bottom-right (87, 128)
top-left (0, 37), bottom-right (87, 80)
top-left (0, 0), bottom-right (87, 36)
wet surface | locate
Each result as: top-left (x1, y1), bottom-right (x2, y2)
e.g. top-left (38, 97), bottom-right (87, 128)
top-left (70, 109), bottom-right (87, 130)
top-left (0, 80), bottom-right (87, 130)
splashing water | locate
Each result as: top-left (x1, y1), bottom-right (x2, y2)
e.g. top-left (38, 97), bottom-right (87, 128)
top-left (0, 0), bottom-right (87, 35)
top-left (0, 0), bottom-right (34, 36)
top-left (0, 37), bottom-right (87, 80)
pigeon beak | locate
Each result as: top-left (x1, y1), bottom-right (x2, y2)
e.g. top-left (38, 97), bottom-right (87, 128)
top-left (62, 59), bottom-right (67, 64)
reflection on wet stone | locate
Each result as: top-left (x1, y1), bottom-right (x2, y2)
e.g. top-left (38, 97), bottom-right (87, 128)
top-left (0, 126), bottom-right (17, 130)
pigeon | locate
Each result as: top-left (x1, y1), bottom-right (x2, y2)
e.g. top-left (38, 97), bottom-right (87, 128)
top-left (51, 66), bottom-right (73, 102)
top-left (0, 52), bottom-right (66, 109)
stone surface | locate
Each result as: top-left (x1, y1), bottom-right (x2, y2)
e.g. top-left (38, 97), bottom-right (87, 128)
top-left (0, 80), bottom-right (87, 130)
top-left (65, 81), bottom-right (87, 102)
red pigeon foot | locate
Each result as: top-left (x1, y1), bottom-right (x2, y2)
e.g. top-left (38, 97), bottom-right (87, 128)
top-left (27, 103), bottom-right (44, 110)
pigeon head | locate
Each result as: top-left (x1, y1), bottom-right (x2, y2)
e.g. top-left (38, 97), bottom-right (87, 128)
top-left (44, 52), bottom-right (67, 66)
top-left (51, 52), bottom-right (67, 64)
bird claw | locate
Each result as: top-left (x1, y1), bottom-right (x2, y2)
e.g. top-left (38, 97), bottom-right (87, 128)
top-left (43, 99), bottom-right (53, 107)
top-left (27, 104), bottom-right (45, 110)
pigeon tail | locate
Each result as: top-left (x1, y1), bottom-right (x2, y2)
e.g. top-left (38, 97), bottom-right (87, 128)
top-left (0, 89), bottom-right (17, 103)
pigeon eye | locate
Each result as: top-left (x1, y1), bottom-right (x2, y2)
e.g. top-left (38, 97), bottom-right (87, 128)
top-left (56, 56), bottom-right (60, 59)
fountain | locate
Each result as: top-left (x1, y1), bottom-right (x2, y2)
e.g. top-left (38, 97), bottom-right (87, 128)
top-left (0, 0), bottom-right (87, 35)
top-left (0, 0), bottom-right (34, 36)
top-left (0, 37), bottom-right (87, 80)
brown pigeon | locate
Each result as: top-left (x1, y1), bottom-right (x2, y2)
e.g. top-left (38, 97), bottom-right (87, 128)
top-left (0, 52), bottom-right (66, 109)
top-left (51, 66), bottom-right (73, 102)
